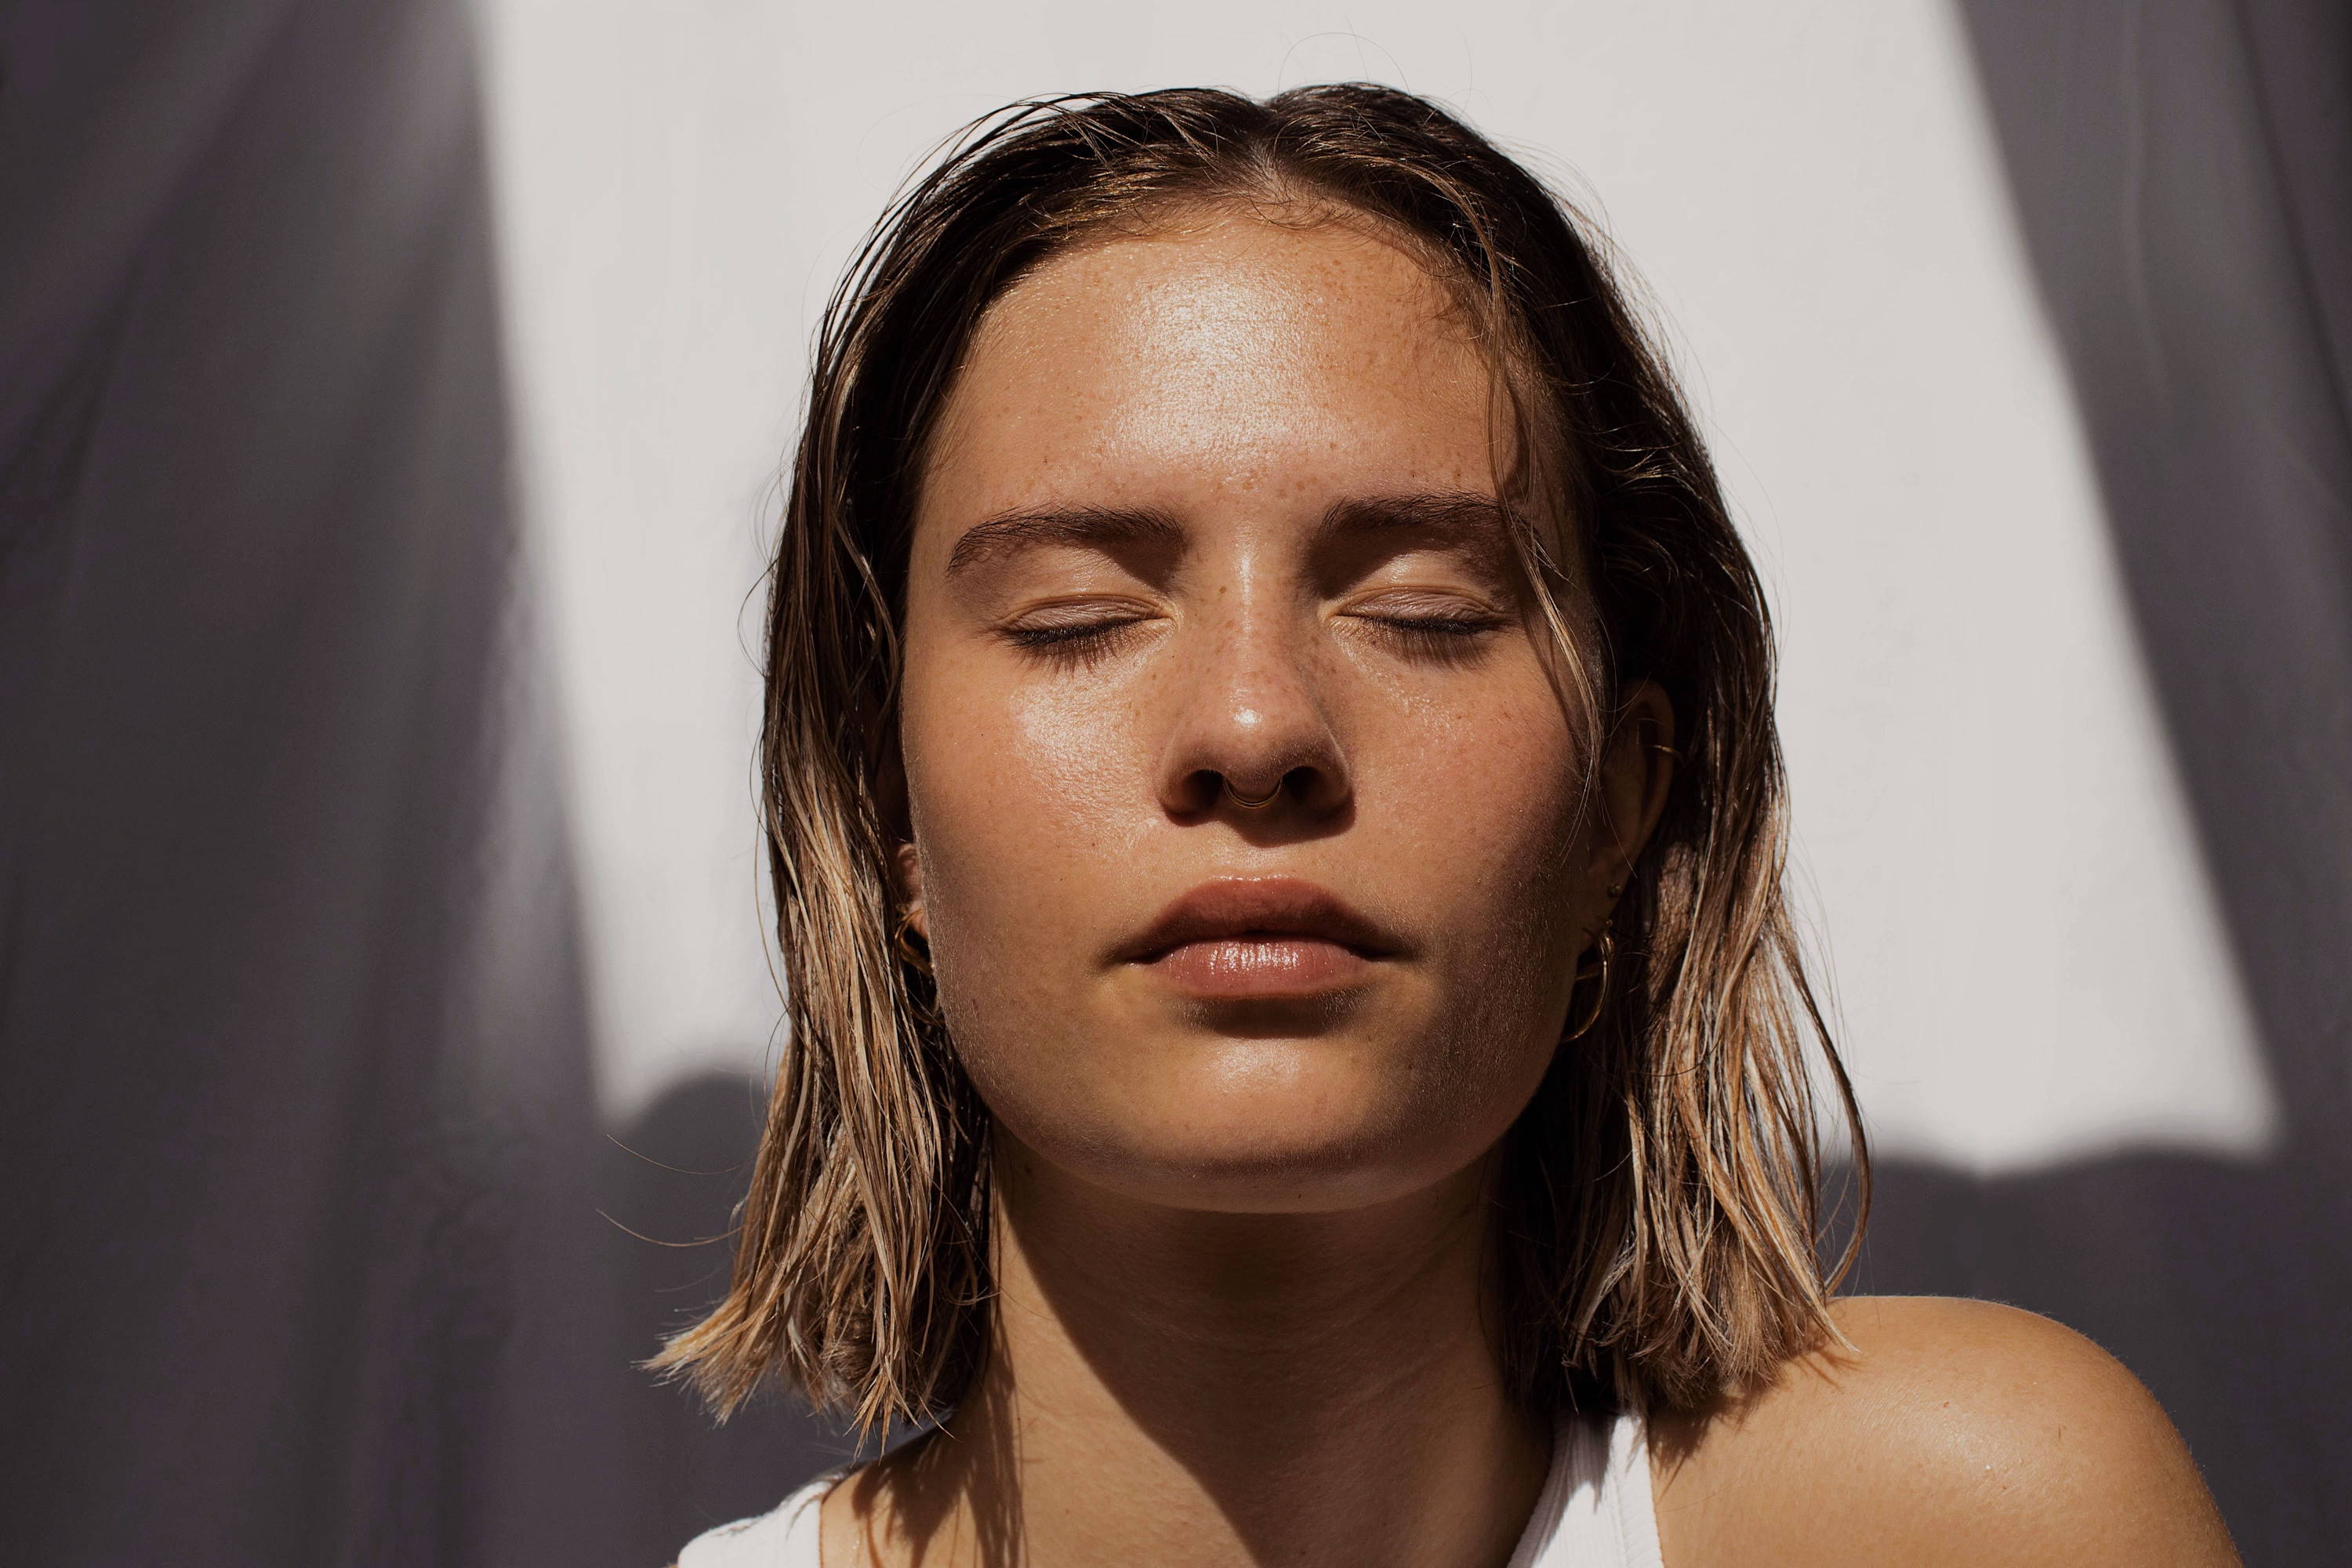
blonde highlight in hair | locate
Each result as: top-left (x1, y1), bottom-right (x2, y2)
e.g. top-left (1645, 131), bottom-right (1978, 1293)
top-left (652, 84), bottom-right (1867, 1430)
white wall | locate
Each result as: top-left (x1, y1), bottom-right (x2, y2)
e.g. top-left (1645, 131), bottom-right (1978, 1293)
top-left (474, 0), bottom-right (2276, 1173)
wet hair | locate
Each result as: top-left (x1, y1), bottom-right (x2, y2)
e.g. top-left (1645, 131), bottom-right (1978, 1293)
top-left (652, 83), bottom-right (1867, 1430)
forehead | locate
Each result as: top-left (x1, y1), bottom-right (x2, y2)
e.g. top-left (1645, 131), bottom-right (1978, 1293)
top-left (919, 209), bottom-right (1504, 533)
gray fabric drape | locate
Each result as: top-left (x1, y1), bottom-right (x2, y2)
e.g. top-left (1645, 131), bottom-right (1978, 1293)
top-left (0, 5), bottom-right (849, 1561)
top-left (0, 2), bottom-right (641, 1561)
top-left (1857, 2), bottom-right (2352, 1560)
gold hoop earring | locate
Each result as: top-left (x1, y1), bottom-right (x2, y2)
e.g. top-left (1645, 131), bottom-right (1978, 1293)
top-left (1566, 922), bottom-right (1615, 1040)
top-left (893, 906), bottom-right (932, 976)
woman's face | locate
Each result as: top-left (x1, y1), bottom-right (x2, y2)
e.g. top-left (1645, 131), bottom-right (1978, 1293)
top-left (897, 207), bottom-right (1659, 1214)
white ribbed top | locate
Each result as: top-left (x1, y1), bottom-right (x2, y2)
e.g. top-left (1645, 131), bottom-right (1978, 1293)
top-left (679, 1410), bottom-right (1661, 1567)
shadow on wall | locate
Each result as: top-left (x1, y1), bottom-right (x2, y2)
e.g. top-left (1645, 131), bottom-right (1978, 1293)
top-left (1838, 1154), bottom-right (2346, 1560)
top-left (602, 1073), bottom-right (862, 1554)
top-left (1829, 2), bottom-right (2352, 1562)
top-left (0, 3), bottom-right (647, 1565)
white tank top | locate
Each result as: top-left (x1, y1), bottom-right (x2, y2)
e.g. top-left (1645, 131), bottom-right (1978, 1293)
top-left (679, 1410), bottom-right (1662, 1567)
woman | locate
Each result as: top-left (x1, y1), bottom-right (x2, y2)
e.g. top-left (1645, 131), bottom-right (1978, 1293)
top-left (665, 85), bottom-right (2237, 1566)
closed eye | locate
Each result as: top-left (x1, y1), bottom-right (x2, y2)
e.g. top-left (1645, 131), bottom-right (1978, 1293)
top-left (996, 601), bottom-right (1163, 666)
top-left (1341, 593), bottom-right (1510, 664)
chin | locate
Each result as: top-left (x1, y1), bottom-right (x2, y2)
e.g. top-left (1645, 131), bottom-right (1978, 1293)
top-left (1004, 1039), bottom-right (1501, 1215)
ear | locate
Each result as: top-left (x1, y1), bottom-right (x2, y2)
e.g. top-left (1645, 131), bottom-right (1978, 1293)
top-left (893, 840), bottom-right (927, 940)
top-left (871, 708), bottom-right (926, 938)
top-left (1588, 678), bottom-right (1675, 906)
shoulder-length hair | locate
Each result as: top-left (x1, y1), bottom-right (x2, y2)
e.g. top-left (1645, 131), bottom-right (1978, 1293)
top-left (654, 83), bottom-right (1866, 1431)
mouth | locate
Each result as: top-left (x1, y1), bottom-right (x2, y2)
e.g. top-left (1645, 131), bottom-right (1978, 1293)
top-left (1115, 877), bottom-right (1405, 999)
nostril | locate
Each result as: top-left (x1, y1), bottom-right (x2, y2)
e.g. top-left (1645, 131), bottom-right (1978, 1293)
top-left (1160, 695), bottom-right (1351, 820)
top-left (1174, 768), bottom-right (1235, 818)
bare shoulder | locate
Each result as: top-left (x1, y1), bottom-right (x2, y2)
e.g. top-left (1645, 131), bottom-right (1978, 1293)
top-left (1649, 1296), bottom-right (2239, 1566)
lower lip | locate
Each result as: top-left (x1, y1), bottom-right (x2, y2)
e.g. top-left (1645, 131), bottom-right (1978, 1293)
top-left (1139, 938), bottom-right (1377, 996)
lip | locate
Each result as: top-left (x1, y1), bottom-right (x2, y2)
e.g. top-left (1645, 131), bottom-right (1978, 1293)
top-left (1115, 877), bottom-right (1405, 998)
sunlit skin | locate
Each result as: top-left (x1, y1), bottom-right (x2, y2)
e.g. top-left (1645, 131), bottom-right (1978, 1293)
top-left (814, 209), bottom-right (2242, 1568)
top-left (898, 209), bottom-right (1640, 1218)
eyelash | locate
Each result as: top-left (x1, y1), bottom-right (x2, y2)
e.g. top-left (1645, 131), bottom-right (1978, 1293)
top-left (1000, 616), bottom-right (1155, 667)
top-left (999, 609), bottom-right (1504, 666)
top-left (1003, 619), bottom-right (1139, 648)
top-left (1353, 611), bottom-right (1505, 666)
top-left (1361, 612), bottom-right (1501, 641)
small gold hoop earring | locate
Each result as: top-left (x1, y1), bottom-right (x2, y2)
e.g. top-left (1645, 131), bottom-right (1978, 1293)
top-left (893, 906), bottom-right (933, 976)
top-left (1566, 923), bottom-right (1615, 1040)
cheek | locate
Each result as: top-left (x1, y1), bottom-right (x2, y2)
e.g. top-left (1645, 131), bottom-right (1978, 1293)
top-left (1391, 682), bottom-right (1592, 1057)
top-left (1350, 684), bottom-right (1590, 1193)
top-left (900, 655), bottom-right (1166, 1162)
top-left (899, 650), bottom-right (1147, 977)
top-left (1387, 666), bottom-right (1589, 929)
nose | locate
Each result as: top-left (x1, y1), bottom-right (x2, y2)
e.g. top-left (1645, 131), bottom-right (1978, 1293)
top-left (1153, 601), bottom-right (1352, 823)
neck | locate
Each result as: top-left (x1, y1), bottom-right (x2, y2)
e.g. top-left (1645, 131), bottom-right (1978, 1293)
top-left (836, 1139), bottom-right (1548, 1568)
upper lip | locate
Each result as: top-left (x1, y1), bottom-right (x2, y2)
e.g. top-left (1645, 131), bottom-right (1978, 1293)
top-left (1114, 877), bottom-right (1406, 963)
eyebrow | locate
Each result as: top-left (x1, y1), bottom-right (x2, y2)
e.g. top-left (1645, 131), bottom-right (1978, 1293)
top-left (945, 505), bottom-right (1185, 577)
top-left (940, 491), bottom-right (1518, 577)
top-left (1316, 492), bottom-right (1515, 551)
